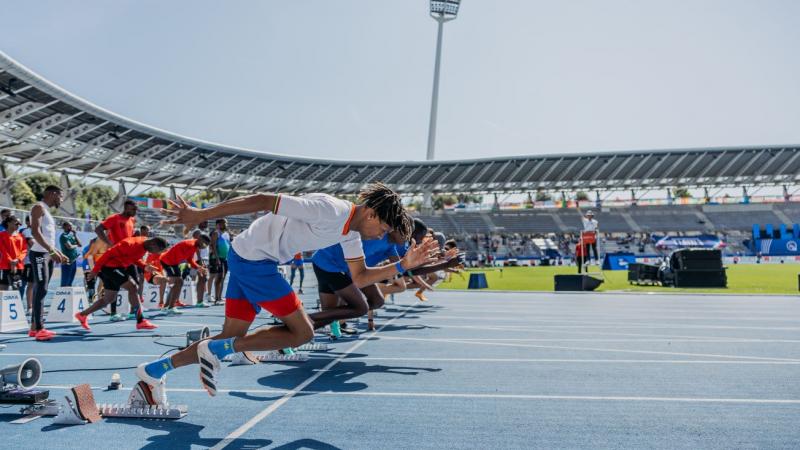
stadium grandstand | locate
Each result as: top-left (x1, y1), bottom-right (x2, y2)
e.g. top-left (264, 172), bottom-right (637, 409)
top-left (2, 49), bottom-right (798, 261)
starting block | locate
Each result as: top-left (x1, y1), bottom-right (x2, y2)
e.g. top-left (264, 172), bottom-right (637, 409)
top-left (225, 351), bottom-right (309, 365)
top-left (296, 342), bottom-right (329, 352)
top-left (18, 382), bottom-right (187, 424)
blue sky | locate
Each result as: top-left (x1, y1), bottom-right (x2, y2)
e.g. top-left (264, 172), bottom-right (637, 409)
top-left (2, 0), bottom-right (799, 162)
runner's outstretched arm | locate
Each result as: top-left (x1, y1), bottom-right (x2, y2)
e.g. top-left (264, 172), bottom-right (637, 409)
top-left (161, 194), bottom-right (279, 227)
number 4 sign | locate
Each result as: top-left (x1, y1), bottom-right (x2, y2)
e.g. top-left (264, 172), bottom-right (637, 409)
top-left (46, 287), bottom-right (88, 323)
top-left (0, 290), bottom-right (29, 332)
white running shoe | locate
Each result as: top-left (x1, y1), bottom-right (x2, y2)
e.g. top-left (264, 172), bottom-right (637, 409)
top-left (134, 363), bottom-right (168, 406)
top-left (197, 340), bottom-right (222, 396)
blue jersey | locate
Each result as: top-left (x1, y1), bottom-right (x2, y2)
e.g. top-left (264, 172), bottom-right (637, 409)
top-left (395, 242), bottom-right (409, 257)
top-left (313, 235), bottom-right (398, 274)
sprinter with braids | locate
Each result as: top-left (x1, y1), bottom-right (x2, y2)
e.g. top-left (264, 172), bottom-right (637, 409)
top-left (310, 212), bottom-right (413, 337)
top-left (136, 183), bottom-right (439, 403)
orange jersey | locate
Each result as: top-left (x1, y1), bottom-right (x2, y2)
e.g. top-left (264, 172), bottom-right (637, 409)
top-left (160, 239), bottom-right (199, 268)
top-left (92, 237), bottom-right (148, 273)
top-left (144, 252), bottom-right (164, 282)
top-left (102, 213), bottom-right (136, 244)
top-left (0, 231), bottom-right (26, 270)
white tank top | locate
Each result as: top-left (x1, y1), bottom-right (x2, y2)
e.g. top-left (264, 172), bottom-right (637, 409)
top-left (31, 201), bottom-right (56, 253)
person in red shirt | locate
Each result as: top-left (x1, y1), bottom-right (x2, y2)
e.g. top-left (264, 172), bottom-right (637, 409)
top-left (74, 236), bottom-right (168, 331)
top-left (0, 215), bottom-right (27, 292)
top-left (95, 199), bottom-right (140, 320)
top-left (143, 251), bottom-right (169, 308)
top-left (159, 235), bottom-right (210, 314)
top-left (96, 200), bottom-right (138, 246)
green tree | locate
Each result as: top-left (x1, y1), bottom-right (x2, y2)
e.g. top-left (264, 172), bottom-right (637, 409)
top-left (10, 179), bottom-right (36, 210)
top-left (575, 191), bottom-right (589, 201)
top-left (535, 190), bottom-right (551, 201)
top-left (75, 185), bottom-right (116, 220)
top-left (24, 173), bottom-right (60, 201)
top-left (141, 190), bottom-right (167, 199)
top-left (673, 187), bottom-right (692, 198)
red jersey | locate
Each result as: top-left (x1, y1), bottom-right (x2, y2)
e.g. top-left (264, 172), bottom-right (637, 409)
top-left (0, 231), bottom-right (27, 270)
top-left (92, 236), bottom-right (148, 273)
top-left (102, 213), bottom-right (136, 244)
top-left (160, 239), bottom-right (199, 268)
top-left (144, 252), bottom-right (164, 282)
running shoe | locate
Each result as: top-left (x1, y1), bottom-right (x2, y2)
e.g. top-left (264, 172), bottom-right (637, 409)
top-left (197, 340), bottom-right (221, 396)
top-left (195, 302), bottom-right (210, 308)
top-left (340, 323), bottom-right (359, 335)
top-left (367, 319), bottom-right (376, 331)
top-left (279, 348), bottom-right (295, 355)
top-left (109, 313), bottom-right (125, 322)
top-left (27, 330), bottom-right (36, 337)
top-left (75, 313), bottom-right (91, 330)
top-left (135, 364), bottom-right (168, 406)
top-left (166, 307), bottom-right (183, 315)
top-left (415, 291), bottom-right (428, 302)
top-left (35, 329), bottom-right (56, 341)
top-left (126, 313), bottom-right (137, 320)
top-left (136, 319), bottom-right (158, 330)
top-left (329, 320), bottom-right (342, 339)
top-left (175, 300), bottom-right (188, 308)
top-left (297, 288), bottom-right (304, 294)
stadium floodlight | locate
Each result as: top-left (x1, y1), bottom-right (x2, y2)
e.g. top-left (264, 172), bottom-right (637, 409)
top-left (430, 0), bottom-right (460, 18)
top-left (426, 0), bottom-right (461, 162)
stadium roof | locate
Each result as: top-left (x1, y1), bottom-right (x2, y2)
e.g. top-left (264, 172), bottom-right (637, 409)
top-left (2, 50), bottom-right (799, 196)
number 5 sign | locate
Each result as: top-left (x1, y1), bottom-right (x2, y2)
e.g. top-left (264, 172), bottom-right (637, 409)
top-left (1, 290), bottom-right (30, 332)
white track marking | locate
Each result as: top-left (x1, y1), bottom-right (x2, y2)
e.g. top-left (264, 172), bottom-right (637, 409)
top-left (375, 336), bottom-right (800, 362)
top-left (209, 304), bottom-right (416, 450)
top-left (36, 385), bottom-right (800, 404)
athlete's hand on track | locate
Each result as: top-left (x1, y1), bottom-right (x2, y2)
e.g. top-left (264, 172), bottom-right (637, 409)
top-left (161, 195), bottom-right (204, 231)
top-left (401, 237), bottom-right (440, 270)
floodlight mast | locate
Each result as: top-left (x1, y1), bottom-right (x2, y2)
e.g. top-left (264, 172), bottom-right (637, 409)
top-left (426, 0), bottom-right (460, 162)
top-left (424, 1), bottom-right (460, 209)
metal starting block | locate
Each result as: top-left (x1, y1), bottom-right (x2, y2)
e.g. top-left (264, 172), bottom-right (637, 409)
top-left (226, 351), bottom-right (309, 365)
top-left (296, 342), bottom-right (329, 352)
top-left (17, 382), bottom-right (187, 424)
top-left (96, 403), bottom-right (187, 419)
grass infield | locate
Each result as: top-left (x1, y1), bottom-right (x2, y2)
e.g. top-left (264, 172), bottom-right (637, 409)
top-left (438, 264), bottom-right (800, 294)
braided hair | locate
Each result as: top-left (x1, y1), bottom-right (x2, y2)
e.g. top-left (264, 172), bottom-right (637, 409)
top-left (357, 182), bottom-right (412, 240)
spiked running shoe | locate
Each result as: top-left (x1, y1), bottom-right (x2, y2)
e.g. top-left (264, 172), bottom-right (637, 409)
top-left (75, 313), bottom-right (91, 331)
top-left (135, 364), bottom-right (168, 406)
top-left (197, 340), bottom-right (222, 396)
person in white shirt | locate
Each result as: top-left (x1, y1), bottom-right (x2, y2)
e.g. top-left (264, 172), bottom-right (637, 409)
top-left (136, 182), bottom-right (438, 404)
top-left (581, 210), bottom-right (599, 263)
top-left (28, 186), bottom-right (69, 341)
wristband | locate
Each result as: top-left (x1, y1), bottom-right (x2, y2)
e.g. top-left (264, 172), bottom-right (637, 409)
top-left (48, 249), bottom-right (56, 256)
top-left (394, 261), bottom-right (405, 274)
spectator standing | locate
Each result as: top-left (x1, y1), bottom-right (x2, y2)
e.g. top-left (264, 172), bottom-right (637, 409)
top-left (59, 222), bottom-right (82, 287)
top-left (29, 186), bottom-right (69, 341)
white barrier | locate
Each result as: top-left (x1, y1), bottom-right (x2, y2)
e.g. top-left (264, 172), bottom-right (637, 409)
top-left (0, 290), bottom-right (29, 332)
top-left (47, 287), bottom-right (88, 323)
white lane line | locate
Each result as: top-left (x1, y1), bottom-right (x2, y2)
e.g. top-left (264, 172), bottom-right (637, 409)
top-left (210, 304), bottom-right (416, 450)
top-left (426, 324), bottom-right (800, 342)
top-left (423, 314), bottom-right (800, 324)
top-left (0, 352), bottom-right (162, 358)
top-left (340, 357), bottom-right (800, 365)
top-left (419, 319), bottom-right (800, 331)
top-left (37, 385), bottom-right (800, 405)
top-left (376, 336), bottom-right (800, 362)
